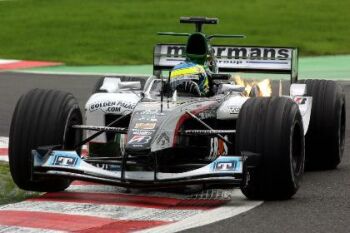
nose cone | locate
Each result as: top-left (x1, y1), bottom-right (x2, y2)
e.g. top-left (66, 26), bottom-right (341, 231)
top-left (125, 125), bottom-right (155, 154)
top-left (125, 105), bottom-right (167, 155)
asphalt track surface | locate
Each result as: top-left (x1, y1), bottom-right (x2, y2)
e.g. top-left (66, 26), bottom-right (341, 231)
top-left (0, 71), bottom-right (349, 233)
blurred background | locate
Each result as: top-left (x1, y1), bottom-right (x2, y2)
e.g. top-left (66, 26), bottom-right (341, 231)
top-left (0, 0), bottom-right (349, 65)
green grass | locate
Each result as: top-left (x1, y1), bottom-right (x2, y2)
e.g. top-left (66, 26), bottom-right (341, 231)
top-left (0, 162), bottom-right (39, 205)
top-left (0, 0), bottom-right (349, 65)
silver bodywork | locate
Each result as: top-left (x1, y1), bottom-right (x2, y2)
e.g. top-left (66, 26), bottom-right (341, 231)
top-left (85, 76), bottom-right (312, 150)
top-left (33, 44), bottom-right (311, 188)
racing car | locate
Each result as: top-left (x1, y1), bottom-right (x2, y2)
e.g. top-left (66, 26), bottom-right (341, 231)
top-left (9, 17), bottom-right (345, 200)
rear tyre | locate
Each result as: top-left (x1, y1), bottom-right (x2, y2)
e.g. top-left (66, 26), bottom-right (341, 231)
top-left (299, 80), bottom-right (346, 170)
top-left (236, 97), bottom-right (305, 200)
top-left (9, 89), bottom-right (83, 192)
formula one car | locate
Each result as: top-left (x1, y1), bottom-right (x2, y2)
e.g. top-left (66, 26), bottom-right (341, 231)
top-left (9, 17), bottom-right (346, 200)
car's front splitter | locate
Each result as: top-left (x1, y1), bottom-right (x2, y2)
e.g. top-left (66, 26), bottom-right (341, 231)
top-left (32, 149), bottom-right (245, 188)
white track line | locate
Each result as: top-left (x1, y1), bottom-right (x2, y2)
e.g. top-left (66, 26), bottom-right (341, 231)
top-left (0, 59), bottom-right (18, 64)
top-left (138, 193), bottom-right (262, 233)
top-left (0, 137), bottom-right (8, 162)
top-left (0, 137), bottom-right (8, 146)
top-left (0, 201), bottom-right (202, 222)
top-left (0, 225), bottom-right (63, 233)
top-left (0, 137), bottom-right (87, 163)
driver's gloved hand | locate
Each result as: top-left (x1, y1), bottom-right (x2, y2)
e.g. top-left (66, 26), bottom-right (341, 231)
top-left (176, 81), bottom-right (201, 97)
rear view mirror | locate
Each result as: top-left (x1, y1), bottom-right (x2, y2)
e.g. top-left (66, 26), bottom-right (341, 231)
top-left (100, 77), bottom-right (141, 92)
top-left (119, 81), bottom-right (141, 90)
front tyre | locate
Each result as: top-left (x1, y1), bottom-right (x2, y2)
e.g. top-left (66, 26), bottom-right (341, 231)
top-left (236, 97), bottom-right (305, 200)
top-left (9, 89), bottom-right (83, 192)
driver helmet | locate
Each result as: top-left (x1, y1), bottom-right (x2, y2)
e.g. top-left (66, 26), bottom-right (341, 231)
top-left (170, 62), bottom-right (209, 96)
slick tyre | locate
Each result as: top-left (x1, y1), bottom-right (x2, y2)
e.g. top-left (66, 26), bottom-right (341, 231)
top-left (236, 97), bottom-right (305, 200)
top-left (9, 89), bottom-right (83, 192)
top-left (92, 76), bottom-right (146, 93)
top-left (298, 80), bottom-right (346, 170)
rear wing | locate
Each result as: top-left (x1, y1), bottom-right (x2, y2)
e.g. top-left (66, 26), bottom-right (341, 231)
top-left (153, 44), bottom-right (299, 82)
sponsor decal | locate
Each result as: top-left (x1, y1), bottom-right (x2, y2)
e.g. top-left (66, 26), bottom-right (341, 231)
top-left (215, 47), bottom-right (290, 60)
top-left (136, 115), bottom-right (158, 122)
top-left (94, 163), bottom-right (111, 170)
top-left (158, 45), bottom-right (293, 72)
top-left (93, 163), bottom-right (120, 171)
top-left (89, 100), bottom-right (136, 112)
top-left (208, 136), bottom-right (228, 160)
top-left (217, 60), bottom-right (243, 65)
top-left (156, 132), bottom-right (170, 146)
top-left (138, 109), bottom-right (166, 116)
top-left (128, 135), bottom-right (151, 144)
top-left (132, 129), bottom-right (154, 136)
top-left (198, 110), bottom-right (216, 119)
top-left (53, 155), bottom-right (78, 167)
top-left (134, 109), bottom-right (167, 122)
top-left (164, 45), bottom-right (291, 61)
top-left (210, 156), bottom-right (242, 172)
top-left (134, 122), bottom-right (156, 130)
top-left (228, 105), bottom-right (240, 114)
top-left (214, 161), bottom-right (237, 171)
top-left (293, 97), bottom-right (307, 105)
top-left (167, 46), bottom-right (185, 57)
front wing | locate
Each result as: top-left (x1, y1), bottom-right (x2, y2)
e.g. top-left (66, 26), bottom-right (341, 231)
top-left (32, 150), bottom-right (245, 188)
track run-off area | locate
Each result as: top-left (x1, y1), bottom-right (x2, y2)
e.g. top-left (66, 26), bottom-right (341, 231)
top-left (0, 134), bottom-right (262, 232)
top-left (0, 55), bottom-right (349, 232)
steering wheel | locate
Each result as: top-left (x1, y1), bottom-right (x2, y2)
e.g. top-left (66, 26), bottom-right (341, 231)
top-left (176, 80), bottom-right (201, 97)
